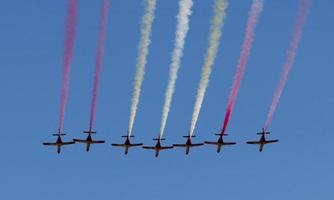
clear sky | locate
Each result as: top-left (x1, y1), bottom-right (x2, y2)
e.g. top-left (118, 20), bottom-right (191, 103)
top-left (0, 0), bottom-right (333, 199)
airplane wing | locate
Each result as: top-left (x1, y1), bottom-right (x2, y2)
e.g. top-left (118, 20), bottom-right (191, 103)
top-left (143, 146), bottom-right (156, 150)
top-left (62, 141), bottom-right (75, 145)
top-left (112, 144), bottom-right (126, 147)
top-left (223, 142), bottom-right (237, 145)
top-left (129, 143), bottom-right (143, 147)
top-left (160, 146), bottom-right (173, 150)
top-left (173, 144), bottom-right (187, 147)
top-left (246, 141), bottom-right (261, 144)
top-left (265, 139), bottom-right (279, 144)
top-left (204, 141), bottom-right (218, 145)
top-left (190, 143), bottom-right (204, 147)
top-left (73, 139), bottom-right (87, 143)
top-left (91, 140), bottom-right (105, 144)
top-left (43, 142), bottom-right (57, 146)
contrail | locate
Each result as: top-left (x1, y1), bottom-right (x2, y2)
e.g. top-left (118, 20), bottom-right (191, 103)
top-left (189, 0), bottom-right (228, 137)
top-left (221, 0), bottom-right (263, 134)
top-left (159, 0), bottom-right (193, 139)
top-left (127, 0), bottom-right (157, 136)
top-left (58, 0), bottom-right (78, 132)
top-left (264, 0), bottom-right (311, 131)
top-left (89, 0), bottom-right (110, 130)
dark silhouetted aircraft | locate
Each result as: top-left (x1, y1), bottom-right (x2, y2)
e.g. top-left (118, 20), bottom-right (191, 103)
top-left (112, 134), bottom-right (143, 155)
top-left (142, 138), bottom-right (173, 157)
top-left (246, 129), bottom-right (278, 152)
top-left (205, 133), bottom-right (236, 153)
top-left (73, 129), bottom-right (105, 152)
top-left (43, 129), bottom-right (75, 154)
top-left (173, 135), bottom-right (204, 155)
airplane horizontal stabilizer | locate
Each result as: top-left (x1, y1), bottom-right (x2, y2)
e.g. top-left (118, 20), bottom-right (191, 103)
top-left (52, 133), bottom-right (66, 136)
top-left (153, 138), bottom-right (165, 141)
top-left (183, 135), bottom-right (196, 138)
top-left (122, 135), bottom-right (134, 138)
top-left (83, 131), bottom-right (96, 134)
top-left (257, 132), bottom-right (270, 135)
top-left (215, 133), bottom-right (228, 136)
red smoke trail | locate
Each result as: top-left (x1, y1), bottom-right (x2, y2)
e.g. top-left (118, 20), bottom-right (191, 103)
top-left (89, 0), bottom-right (110, 130)
top-left (221, 0), bottom-right (263, 134)
top-left (264, 0), bottom-right (311, 131)
top-left (58, 0), bottom-right (78, 132)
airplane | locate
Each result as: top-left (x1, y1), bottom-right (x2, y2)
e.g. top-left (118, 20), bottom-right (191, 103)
top-left (73, 129), bottom-right (105, 152)
top-left (111, 134), bottom-right (143, 155)
top-left (204, 133), bottom-right (236, 153)
top-left (142, 138), bottom-right (173, 157)
top-left (246, 128), bottom-right (279, 152)
top-left (173, 135), bottom-right (204, 155)
top-left (43, 129), bottom-right (75, 154)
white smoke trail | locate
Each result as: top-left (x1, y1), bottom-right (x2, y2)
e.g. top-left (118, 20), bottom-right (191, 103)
top-left (159, 0), bottom-right (193, 138)
top-left (128, 0), bottom-right (157, 136)
top-left (189, 0), bottom-right (228, 137)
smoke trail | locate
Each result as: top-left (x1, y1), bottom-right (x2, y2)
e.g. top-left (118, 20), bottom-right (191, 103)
top-left (159, 0), bottom-right (193, 139)
top-left (189, 0), bottom-right (228, 137)
top-left (89, 0), bottom-right (110, 130)
top-left (128, 0), bottom-right (157, 136)
top-left (264, 0), bottom-right (311, 131)
top-left (221, 0), bottom-right (263, 134)
top-left (58, 0), bottom-right (78, 132)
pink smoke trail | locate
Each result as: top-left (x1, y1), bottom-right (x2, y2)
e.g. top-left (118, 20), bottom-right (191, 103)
top-left (221, 0), bottom-right (263, 134)
top-left (58, 0), bottom-right (78, 132)
top-left (89, 0), bottom-right (110, 130)
top-left (264, 0), bottom-right (311, 132)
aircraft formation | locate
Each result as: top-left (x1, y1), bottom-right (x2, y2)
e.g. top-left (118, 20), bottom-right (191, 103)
top-left (43, 0), bottom-right (310, 156)
top-left (43, 128), bottom-right (278, 156)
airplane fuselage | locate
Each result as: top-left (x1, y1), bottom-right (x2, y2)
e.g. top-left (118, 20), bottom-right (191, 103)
top-left (56, 136), bottom-right (63, 154)
top-left (56, 136), bottom-right (62, 144)
top-left (154, 142), bottom-right (162, 157)
top-left (185, 139), bottom-right (192, 155)
top-left (259, 135), bottom-right (266, 152)
top-left (85, 134), bottom-right (93, 152)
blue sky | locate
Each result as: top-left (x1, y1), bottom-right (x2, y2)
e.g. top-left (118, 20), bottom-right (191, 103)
top-left (0, 0), bottom-right (333, 199)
